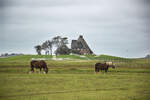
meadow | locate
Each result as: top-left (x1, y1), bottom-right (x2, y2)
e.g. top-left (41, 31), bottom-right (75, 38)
top-left (0, 55), bottom-right (150, 100)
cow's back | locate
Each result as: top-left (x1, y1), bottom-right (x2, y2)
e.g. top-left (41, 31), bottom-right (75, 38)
top-left (31, 60), bottom-right (41, 68)
top-left (39, 60), bottom-right (47, 68)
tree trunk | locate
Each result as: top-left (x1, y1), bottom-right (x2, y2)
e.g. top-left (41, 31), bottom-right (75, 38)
top-left (50, 48), bottom-right (52, 55)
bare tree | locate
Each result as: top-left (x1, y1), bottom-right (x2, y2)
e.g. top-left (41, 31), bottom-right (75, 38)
top-left (34, 45), bottom-right (42, 55)
top-left (42, 41), bottom-right (49, 55)
top-left (42, 40), bottom-right (54, 55)
top-left (47, 40), bottom-right (53, 55)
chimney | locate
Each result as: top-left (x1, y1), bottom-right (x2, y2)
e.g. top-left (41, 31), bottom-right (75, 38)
top-left (79, 35), bottom-right (83, 38)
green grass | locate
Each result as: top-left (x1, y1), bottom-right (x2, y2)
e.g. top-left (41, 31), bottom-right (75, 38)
top-left (0, 55), bottom-right (53, 61)
top-left (0, 55), bottom-right (150, 100)
top-left (0, 54), bottom-right (150, 68)
top-left (0, 68), bottom-right (150, 100)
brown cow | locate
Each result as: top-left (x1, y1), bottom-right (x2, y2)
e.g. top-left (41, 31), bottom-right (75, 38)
top-left (30, 60), bottom-right (48, 74)
top-left (95, 62), bottom-right (115, 73)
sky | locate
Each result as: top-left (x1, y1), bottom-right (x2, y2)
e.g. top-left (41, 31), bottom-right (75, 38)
top-left (0, 0), bottom-right (150, 58)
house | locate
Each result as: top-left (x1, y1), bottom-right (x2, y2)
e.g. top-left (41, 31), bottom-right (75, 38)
top-left (71, 35), bottom-right (93, 55)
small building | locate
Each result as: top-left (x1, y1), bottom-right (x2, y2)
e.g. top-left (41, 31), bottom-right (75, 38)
top-left (71, 35), bottom-right (93, 55)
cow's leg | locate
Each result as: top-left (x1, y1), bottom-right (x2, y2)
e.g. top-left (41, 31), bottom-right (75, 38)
top-left (95, 67), bottom-right (99, 74)
top-left (31, 67), bottom-right (34, 73)
top-left (30, 63), bottom-right (34, 73)
top-left (95, 67), bottom-right (97, 74)
top-left (96, 69), bottom-right (100, 74)
top-left (39, 68), bottom-right (42, 74)
top-left (98, 69), bottom-right (100, 74)
top-left (29, 68), bottom-right (33, 74)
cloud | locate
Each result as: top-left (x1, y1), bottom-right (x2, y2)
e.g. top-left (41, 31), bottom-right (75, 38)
top-left (0, 0), bottom-right (150, 57)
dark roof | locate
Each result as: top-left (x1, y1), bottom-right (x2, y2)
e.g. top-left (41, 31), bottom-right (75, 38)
top-left (77, 35), bottom-right (93, 53)
top-left (71, 35), bottom-right (93, 54)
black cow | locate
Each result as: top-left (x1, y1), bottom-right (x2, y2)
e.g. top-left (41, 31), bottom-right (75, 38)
top-left (30, 60), bottom-right (48, 74)
top-left (95, 62), bottom-right (115, 73)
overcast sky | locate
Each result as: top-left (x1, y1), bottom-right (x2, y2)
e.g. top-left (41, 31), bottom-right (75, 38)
top-left (0, 0), bottom-right (150, 58)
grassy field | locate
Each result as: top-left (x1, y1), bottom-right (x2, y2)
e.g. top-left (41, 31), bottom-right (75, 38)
top-left (0, 55), bottom-right (150, 100)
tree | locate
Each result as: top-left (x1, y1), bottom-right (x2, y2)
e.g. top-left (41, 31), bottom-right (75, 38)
top-left (42, 41), bottom-right (49, 55)
top-left (52, 36), bottom-right (68, 48)
top-left (55, 44), bottom-right (70, 55)
top-left (42, 40), bottom-right (54, 55)
top-left (52, 36), bottom-right (61, 48)
top-left (34, 45), bottom-right (42, 55)
top-left (52, 36), bottom-right (68, 55)
top-left (47, 40), bottom-right (53, 55)
top-left (60, 37), bottom-right (68, 46)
